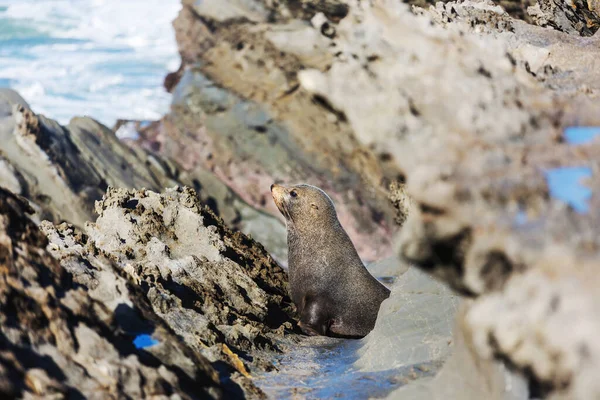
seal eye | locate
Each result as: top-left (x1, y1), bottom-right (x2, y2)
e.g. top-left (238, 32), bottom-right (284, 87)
top-left (290, 190), bottom-right (298, 198)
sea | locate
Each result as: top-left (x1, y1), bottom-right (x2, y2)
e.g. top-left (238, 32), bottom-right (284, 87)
top-left (0, 0), bottom-right (181, 127)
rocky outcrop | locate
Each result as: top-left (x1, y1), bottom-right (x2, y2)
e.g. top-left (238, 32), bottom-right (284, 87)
top-left (147, 0), bottom-right (599, 265)
top-left (0, 182), bottom-right (296, 398)
top-left (0, 88), bottom-right (299, 397)
top-left (140, 0), bottom-right (404, 263)
top-left (404, 0), bottom-right (537, 22)
top-left (403, 0), bottom-right (599, 31)
top-left (290, 0), bottom-right (599, 398)
top-left (40, 186), bottom-right (297, 398)
top-left (0, 187), bottom-right (223, 399)
top-left (0, 87), bottom-right (299, 396)
top-left (2, 0), bottom-right (600, 398)
top-left (528, 0), bottom-right (600, 36)
top-left (0, 88), bottom-right (288, 264)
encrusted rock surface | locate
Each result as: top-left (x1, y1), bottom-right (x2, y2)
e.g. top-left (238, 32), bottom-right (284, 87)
top-left (0, 187), bottom-right (223, 399)
top-left (139, 0), bottom-right (404, 263)
top-left (405, 0), bottom-right (537, 22)
top-left (528, 0), bottom-right (600, 36)
top-left (424, 1), bottom-right (600, 95)
top-left (0, 88), bottom-right (288, 264)
top-left (40, 186), bottom-right (297, 398)
top-left (2, 0), bottom-right (600, 398)
top-left (290, 0), bottom-right (600, 398)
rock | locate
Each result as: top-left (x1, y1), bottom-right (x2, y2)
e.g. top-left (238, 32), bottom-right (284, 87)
top-left (0, 88), bottom-right (288, 264)
top-left (40, 186), bottom-right (297, 398)
top-left (389, 304), bottom-right (529, 400)
top-left (403, 0), bottom-right (600, 31)
top-left (403, 0), bottom-right (537, 22)
top-left (0, 88), bottom-right (182, 226)
top-left (425, 1), bottom-right (600, 92)
top-left (3, 0), bottom-right (600, 396)
top-left (355, 267), bottom-right (460, 373)
top-left (366, 256), bottom-right (411, 283)
top-left (0, 84), bottom-right (298, 395)
top-left (290, 0), bottom-right (600, 397)
top-left (388, 181), bottom-right (413, 227)
top-left (143, 0), bottom-right (403, 263)
top-left (497, 0), bottom-right (538, 21)
top-left (528, 0), bottom-right (600, 36)
top-left (188, 0), bottom-right (270, 23)
top-left (0, 186), bottom-right (223, 399)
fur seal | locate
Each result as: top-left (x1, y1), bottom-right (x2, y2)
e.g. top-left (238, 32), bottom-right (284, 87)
top-left (270, 183), bottom-right (390, 338)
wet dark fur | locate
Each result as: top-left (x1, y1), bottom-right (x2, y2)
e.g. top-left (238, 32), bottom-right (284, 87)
top-left (271, 183), bottom-right (390, 338)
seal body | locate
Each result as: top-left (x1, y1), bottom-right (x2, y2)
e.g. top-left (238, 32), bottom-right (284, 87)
top-left (271, 183), bottom-right (390, 338)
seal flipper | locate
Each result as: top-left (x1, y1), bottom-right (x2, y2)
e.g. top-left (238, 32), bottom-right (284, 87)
top-left (298, 295), bottom-right (331, 336)
top-left (328, 318), bottom-right (365, 339)
top-left (297, 321), bottom-right (321, 336)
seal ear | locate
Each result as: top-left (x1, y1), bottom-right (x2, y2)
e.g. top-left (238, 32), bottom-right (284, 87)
top-left (311, 203), bottom-right (319, 210)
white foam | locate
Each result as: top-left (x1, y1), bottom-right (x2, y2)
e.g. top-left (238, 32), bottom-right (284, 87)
top-left (0, 0), bottom-right (182, 126)
top-left (115, 122), bottom-right (140, 140)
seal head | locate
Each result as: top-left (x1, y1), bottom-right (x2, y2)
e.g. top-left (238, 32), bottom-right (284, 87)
top-left (271, 183), bottom-right (336, 230)
top-left (271, 183), bottom-right (390, 338)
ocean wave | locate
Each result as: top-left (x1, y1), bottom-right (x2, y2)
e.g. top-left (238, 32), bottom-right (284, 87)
top-left (0, 0), bottom-right (181, 126)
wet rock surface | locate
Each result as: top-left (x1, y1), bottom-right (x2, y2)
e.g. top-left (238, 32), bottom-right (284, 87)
top-left (390, 303), bottom-right (530, 400)
top-left (356, 267), bottom-right (459, 373)
top-left (256, 262), bottom-right (452, 399)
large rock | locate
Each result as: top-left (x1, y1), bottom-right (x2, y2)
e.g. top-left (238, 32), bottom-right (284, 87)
top-left (355, 267), bottom-right (460, 373)
top-left (425, 1), bottom-right (600, 94)
top-left (139, 0), bottom-right (404, 263)
top-left (0, 186), bottom-right (223, 399)
top-left (528, 0), bottom-right (600, 36)
top-left (40, 186), bottom-right (297, 398)
top-left (0, 88), bottom-right (288, 264)
top-left (388, 304), bottom-right (529, 400)
top-left (292, 0), bottom-right (600, 397)
top-left (0, 86), bottom-right (299, 396)
top-left (3, 0), bottom-right (600, 397)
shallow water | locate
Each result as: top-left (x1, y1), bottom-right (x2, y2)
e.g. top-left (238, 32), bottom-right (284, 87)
top-left (256, 265), bottom-right (451, 399)
top-left (544, 166), bottom-right (592, 214)
top-left (256, 335), bottom-right (438, 399)
top-left (0, 0), bottom-right (180, 126)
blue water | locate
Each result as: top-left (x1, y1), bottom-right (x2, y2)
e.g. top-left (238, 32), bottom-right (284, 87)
top-left (544, 166), bottom-right (592, 214)
top-left (133, 334), bottom-right (160, 349)
top-left (514, 210), bottom-right (528, 225)
top-left (564, 126), bottom-right (600, 145)
top-left (257, 337), bottom-right (438, 399)
top-left (0, 0), bottom-right (181, 127)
